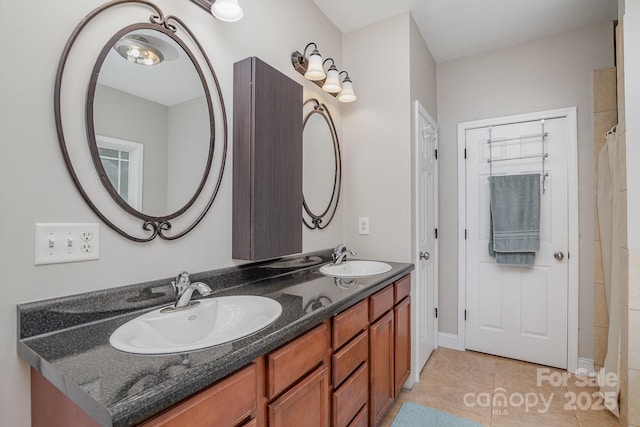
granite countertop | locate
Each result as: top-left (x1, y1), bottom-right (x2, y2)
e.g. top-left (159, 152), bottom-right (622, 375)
top-left (18, 250), bottom-right (414, 427)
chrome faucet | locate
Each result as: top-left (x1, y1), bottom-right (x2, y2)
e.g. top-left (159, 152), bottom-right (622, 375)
top-left (332, 244), bottom-right (356, 265)
top-left (171, 271), bottom-right (212, 309)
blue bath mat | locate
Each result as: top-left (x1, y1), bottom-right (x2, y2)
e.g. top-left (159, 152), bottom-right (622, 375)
top-left (391, 402), bottom-right (483, 427)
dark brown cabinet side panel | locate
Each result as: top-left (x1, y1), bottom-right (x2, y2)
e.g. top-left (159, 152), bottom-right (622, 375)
top-left (232, 57), bottom-right (254, 260)
top-left (232, 56), bottom-right (302, 261)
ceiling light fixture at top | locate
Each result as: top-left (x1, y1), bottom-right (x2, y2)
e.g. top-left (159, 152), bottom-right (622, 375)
top-left (211, 0), bottom-right (244, 22)
top-left (114, 35), bottom-right (164, 66)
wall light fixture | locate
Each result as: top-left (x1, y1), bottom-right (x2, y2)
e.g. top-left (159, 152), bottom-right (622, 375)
top-left (291, 42), bottom-right (357, 103)
top-left (190, 0), bottom-right (243, 22)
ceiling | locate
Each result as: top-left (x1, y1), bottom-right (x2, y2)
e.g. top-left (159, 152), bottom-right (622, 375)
top-left (311, 0), bottom-right (618, 63)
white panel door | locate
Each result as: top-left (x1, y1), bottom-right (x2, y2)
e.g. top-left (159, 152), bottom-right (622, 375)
top-left (464, 116), bottom-right (569, 369)
top-left (414, 102), bottom-right (437, 377)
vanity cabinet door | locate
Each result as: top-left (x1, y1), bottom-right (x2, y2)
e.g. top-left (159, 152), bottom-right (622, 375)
top-left (394, 296), bottom-right (411, 396)
top-left (268, 364), bottom-right (330, 427)
top-left (232, 56), bottom-right (303, 261)
top-left (369, 310), bottom-right (395, 426)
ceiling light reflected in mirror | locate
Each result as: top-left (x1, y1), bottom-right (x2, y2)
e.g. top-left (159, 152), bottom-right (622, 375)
top-left (115, 35), bottom-right (164, 66)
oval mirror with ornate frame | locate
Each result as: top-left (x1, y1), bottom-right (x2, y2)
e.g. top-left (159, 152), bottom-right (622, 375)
top-left (55, 0), bottom-right (227, 242)
top-left (302, 99), bottom-right (341, 229)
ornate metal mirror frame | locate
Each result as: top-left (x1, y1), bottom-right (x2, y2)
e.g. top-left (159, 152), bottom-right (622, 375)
top-left (302, 99), bottom-right (341, 230)
top-left (54, 0), bottom-right (227, 242)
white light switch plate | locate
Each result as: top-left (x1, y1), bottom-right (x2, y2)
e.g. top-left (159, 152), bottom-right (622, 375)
top-left (34, 223), bottom-right (100, 265)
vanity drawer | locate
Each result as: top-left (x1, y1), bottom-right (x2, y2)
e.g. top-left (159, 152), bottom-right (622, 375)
top-left (369, 285), bottom-right (394, 322)
top-left (332, 330), bottom-right (368, 388)
top-left (267, 321), bottom-right (330, 399)
top-left (348, 405), bottom-right (368, 427)
top-left (332, 299), bottom-right (368, 350)
top-left (332, 363), bottom-right (368, 427)
top-left (394, 275), bottom-right (411, 303)
top-left (140, 363), bottom-right (257, 427)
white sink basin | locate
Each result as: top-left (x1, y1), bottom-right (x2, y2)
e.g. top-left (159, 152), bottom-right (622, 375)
top-left (110, 296), bottom-right (282, 354)
top-left (319, 260), bottom-right (392, 277)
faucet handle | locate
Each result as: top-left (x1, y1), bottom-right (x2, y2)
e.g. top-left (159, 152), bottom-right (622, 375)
top-left (332, 244), bottom-right (347, 261)
top-left (171, 271), bottom-right (190, 292)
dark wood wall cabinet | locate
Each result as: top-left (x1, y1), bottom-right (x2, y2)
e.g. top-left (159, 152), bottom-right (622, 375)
top-left (31, 275), bottom-right (411, 427)
top-left (232, 56), bottom-right (303, 261)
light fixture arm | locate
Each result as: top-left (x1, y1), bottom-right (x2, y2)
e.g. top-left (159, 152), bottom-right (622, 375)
top-left (303, 42), bottom-right (319, 58)
top-left (339, 70), bottom-right (351, 82)
top-left (322, 57), bottom-right (336, 69)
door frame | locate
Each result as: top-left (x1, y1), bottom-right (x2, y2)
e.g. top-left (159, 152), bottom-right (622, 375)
top-left (456, 107), bottom-right (579, 373)
top-left (411, 100), bottom-right (438, 383)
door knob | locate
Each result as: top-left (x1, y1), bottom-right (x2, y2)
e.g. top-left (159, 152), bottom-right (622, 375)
top-left (420, 251), bottom-right (430, 261)
top-left (554, 251), bottom-right (565, 261)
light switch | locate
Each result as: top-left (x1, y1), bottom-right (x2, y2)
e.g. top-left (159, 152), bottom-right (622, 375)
top-left (35, 223), bottom-right (100, 265)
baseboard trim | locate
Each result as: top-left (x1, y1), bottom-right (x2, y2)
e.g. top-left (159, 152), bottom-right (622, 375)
top-left (438, 332), bottom-right (462, 350)
top-left (576, 358), bottom-right (596, 377)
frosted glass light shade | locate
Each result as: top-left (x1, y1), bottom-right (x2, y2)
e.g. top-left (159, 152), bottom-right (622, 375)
top-left (211, 0), bottom-right (243, 22)
top-left (322, 66), bottom-right (341, 93)
top-left (305, 51), bottom-right (326, 80)
top-left (337, 78), bottom-right (356, 102)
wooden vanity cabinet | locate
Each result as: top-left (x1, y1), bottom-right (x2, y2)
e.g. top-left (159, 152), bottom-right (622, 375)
top-left (232, 56), bottom-right (303, 261)
top-left (30, 275), bottom-right (412, 427)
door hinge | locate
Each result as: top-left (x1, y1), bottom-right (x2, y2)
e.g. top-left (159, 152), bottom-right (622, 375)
top-left (464, 229), bottom-right (468, 240)
top-left (464, 309), bottom-right (467, 321)
top-left (464, 148), bottom-right (467, 159)
top-left (435, 307), bottom-right (438, 318)
top-left (434, 149), bottom-right (438, 160)
top-left (434, 228), bottom-right (438, 239)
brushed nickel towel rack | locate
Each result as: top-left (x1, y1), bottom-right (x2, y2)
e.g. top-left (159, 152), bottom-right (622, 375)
top-left (487, 119), bottom-right (549, 193)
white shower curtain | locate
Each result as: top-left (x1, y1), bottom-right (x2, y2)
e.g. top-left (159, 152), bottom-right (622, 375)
top-left (596, 126), bottom-right (620, 417)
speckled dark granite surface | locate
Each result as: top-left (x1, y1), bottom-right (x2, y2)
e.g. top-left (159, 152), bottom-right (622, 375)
top-left (17, 250), bottom-right (413, 427)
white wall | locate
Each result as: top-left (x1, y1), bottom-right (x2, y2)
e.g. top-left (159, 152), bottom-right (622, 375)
top-left (342, 12), bottom-right (437, 263)
top-left (94, 84), bottom-right (169, 214)
top-left (167, 96), bottom-right (210, 213)
top-left (436, 22), bottom-right (615, 359)
top-left (0, 0), bottom-right (343, 424)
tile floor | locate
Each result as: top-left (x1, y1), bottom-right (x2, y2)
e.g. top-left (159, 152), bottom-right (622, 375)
top-left (380, 348), bottom-right (620, 426)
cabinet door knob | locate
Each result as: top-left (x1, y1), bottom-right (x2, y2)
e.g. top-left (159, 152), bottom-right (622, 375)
top-left (419, 251), bottom-right (430, 261)
top-left (554, 251), bottom-right (565, 261)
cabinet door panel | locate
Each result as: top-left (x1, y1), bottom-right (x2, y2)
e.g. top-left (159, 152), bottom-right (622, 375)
top-left (369, 310), bottom-right (394, 425)
top-left (232, 56), bottom-right (303, 260)
top-left (268, 364), bottom-right (330, 427)
top-left (394, 297), bottom-right (411, 396)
